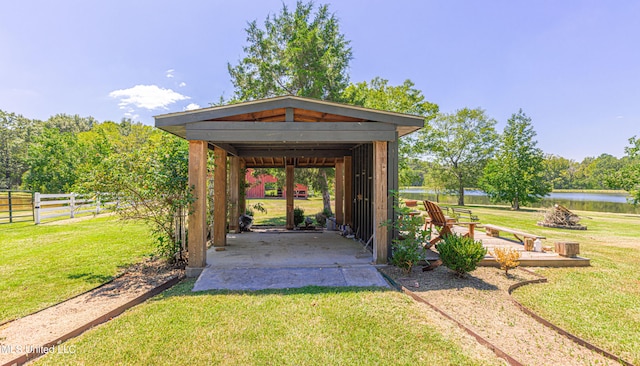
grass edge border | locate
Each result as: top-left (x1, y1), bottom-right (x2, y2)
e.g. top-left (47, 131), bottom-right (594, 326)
top-left (2, 275), bottom-right (184, 366)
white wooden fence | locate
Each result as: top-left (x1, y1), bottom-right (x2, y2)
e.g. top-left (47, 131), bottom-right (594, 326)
top-left (34, 193), bottom-right (117, 224)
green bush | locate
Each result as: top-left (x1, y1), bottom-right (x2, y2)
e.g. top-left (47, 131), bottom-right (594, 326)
top-left (391, 239), bottom-right (426, 275)
top-left (384, 192), bottom-right (431, 274)
top-left (436, 234), bottom-right (487, 277)
top-left (293, 207), bottom-right (305, 227)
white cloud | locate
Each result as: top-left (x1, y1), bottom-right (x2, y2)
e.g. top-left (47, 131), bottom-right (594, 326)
top-left (184, 103), bottom-right (201, 111)
top-left (109, 84), bottom-right (190, 110)
top-left (179, 82), bottom-right (187, 87)
top-left (166, 69), bottom-right (175, 78)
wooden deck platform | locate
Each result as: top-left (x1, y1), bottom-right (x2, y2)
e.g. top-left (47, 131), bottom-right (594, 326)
top-left (450, 226), bottom-right (591, 267)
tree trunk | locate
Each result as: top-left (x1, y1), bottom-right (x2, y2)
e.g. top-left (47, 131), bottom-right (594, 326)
top-left (321, 170), bottom-right (332, 215)
top-left (512, 196), bottom-right (519, 210)
top-left (457, 181), bottom-right (465, 206)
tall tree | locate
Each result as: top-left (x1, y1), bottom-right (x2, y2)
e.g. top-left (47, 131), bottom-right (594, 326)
top-left (45, 113), bottom-right (96, 134)
top-left (607, 136), bottom-right (640, 204)
top-left (480, 109), bottom-right (550, 210)
top-left (228, 0), bottom-right (352, 101)
top-left (420, 108), bottom-right (498, 205)
top-left (543, 154), bottom-right (578, 189)
top-left (0, 110), bottom-right (42, 189)
top-left (22, 128), bottom-right (87, 193)
top-left (227, 1), bottom-right (352, 213)
top-left (342, 77), bottom-right (439, 186)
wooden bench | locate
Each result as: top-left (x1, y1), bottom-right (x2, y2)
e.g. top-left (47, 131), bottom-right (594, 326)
top-left (484, 224), bottom-right (545, 247)
top-left (451, 207), bottom-right (479, 222)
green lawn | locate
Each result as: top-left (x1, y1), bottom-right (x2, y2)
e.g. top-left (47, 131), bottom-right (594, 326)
top-left (248, 197), bottom-right (326, 226)
top-left (444, 204), bottom-right (640, 364)
top-left (34, 281), bottom-right (497, 365)
top-left (0, 215), bottom-right (155, 323)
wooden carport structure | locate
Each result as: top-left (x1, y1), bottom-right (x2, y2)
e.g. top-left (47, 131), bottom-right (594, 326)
top-left (154, 96), bottom-right (424, 277)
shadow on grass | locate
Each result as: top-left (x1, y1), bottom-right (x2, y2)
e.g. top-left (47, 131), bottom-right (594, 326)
top-left (67, 272), bottom-right (114, 284)
top-left (254, 216), bottom-right (286, 226)
top-left (151, 279), bottom-right (393, 301)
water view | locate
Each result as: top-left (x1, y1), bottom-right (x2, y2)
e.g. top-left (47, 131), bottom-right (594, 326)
top-left (400, 188), bottom-right (639, 214)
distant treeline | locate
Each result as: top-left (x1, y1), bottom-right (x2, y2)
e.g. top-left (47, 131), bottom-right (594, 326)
top-left (0, 109), bottom-right (173, 193)
top-left (0, 108), bottom-right (633, 193)
top-left (403, 154), bottom-right (628, 191)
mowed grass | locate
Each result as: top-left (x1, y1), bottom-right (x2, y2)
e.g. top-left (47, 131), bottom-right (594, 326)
top-left (249, 197), bottom-right (326, 226)
top-left (442, 204), bottom-right (640, 364)
top-left (0, 215), bottom-right (154, 323)
top-left (35, 280), bottom-right (496, 366)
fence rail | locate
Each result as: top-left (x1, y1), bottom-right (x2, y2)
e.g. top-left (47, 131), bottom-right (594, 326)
top-left (0, 190), bottom-right (34, 224)
top-left (34, 193), bottom-right (118, 224)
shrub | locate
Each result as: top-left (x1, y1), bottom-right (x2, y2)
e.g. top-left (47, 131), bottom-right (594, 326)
top-left (315, 211), bottom-right (327, 227)
top-left (383, 191), bottom-right (431, 274)
top-left (390, 240), bottom-right (426, 275)
top-left (436, 234), bottom-right (487, 277)
top-left (293, 207), bottom-right (305, 227)
top-left (492, 247), bottom-right (521, 276)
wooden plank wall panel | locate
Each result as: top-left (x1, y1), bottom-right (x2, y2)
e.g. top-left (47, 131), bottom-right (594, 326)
top-left (352, 144), bottom-right (373, 245)
top-left (213, 147), bottom-right (227, 247)
top-left (387, 136), bottom-right (399, 249)
top-left (335, 159), bottom-right (344, 225)
top-left (229, 156), bottom-right (240, 233)
top-left (239, 159), bottom-right (247, 216)
top-left (344, 156), bottom-right (353, 227)
top-left (285, 165), bottom-right (294, 230)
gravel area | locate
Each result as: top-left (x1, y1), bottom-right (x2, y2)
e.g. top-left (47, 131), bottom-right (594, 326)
top-left (381, 265), bottom-right (621, 366)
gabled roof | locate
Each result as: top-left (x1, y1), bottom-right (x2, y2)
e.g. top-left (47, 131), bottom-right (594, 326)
top-left (154, 95), bottom-right (425, 168)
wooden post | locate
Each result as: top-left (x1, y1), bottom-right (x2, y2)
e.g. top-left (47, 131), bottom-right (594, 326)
top-left (286, 164), bottom-right (295, 230)
top-left (373, 141), bottom-right (388, 264)
top-left (69, 193), bottom-right (75, 219)
top-left (187, 140), bottom-right (208, 276)
top-left (229, 156), bottom-right (240, 233)
top-left (344, 156), bottom-right (352, 227)
top-left (34, 192), bottom-right (41, 224)
top-left (239, 159), bottom-right (247, 216)
top-left (335, 159), bottom-right (344, 225)
top-left (213, 146), bottom-right (227, 247)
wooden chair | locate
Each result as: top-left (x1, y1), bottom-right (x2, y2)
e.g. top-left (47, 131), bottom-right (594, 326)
top-left (423, 200), bottom-right (477, 246)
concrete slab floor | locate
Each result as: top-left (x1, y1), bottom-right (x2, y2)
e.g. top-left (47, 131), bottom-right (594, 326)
top-left (193, 231), bottom-right (390, 291)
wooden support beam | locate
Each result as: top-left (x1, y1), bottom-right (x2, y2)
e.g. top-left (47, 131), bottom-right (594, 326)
top-left (335, 159), bottom-right (344, 225)
top-left (187, 140), bottom-right (207, 276)
top-left (286, 164), bottom-right (295, 230)
top-left (373, 141), bottom-right (388, 264)
top-left (229, 156), bottom-right (240, 233)
top-left (213, 146), bottom-right (227, 247)
top-left (186, 130), bottom-right (396, 142)
top-left (239, 159), bottom-right (247, 216)
top-left (344, 156), bottom-right (353, 227)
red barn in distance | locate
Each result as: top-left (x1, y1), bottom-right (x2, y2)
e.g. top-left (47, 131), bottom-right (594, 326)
top-left (245, 169), bottom-right (308, 199)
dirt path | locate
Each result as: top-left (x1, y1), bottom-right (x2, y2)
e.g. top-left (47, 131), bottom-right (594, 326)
top-left (0, 259), bottom-right (182, 366)
top-left (381, 266), bottom-right (623, 366)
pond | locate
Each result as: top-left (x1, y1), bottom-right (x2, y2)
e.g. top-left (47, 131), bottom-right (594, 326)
top-left (400, 188), bottom-right (640, 214)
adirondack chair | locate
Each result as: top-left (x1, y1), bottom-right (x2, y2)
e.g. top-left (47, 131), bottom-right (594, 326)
top-left (423, 200), bottom-right (477, 246)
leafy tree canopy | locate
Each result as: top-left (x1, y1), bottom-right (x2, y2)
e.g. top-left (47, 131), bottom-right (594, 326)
top-left (607, 136), bottom-right (640, 204)
top-left (420, 108), bottom-right (498, 205)
top-left (342, 77), bottom-right (439, 186)
top-left (480, 109), bottom-right (550, 210)
top-left (228, 0), bottom-right (352, 102)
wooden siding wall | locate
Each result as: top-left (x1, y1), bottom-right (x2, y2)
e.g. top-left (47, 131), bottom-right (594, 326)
top-left (352, 143), bottom-right (373, 244)
top-left (387, 137), bottom-right (399, 256)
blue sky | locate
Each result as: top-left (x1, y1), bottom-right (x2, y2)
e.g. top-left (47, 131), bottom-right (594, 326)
top-left (2, 0), bottom-right (639, 161)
